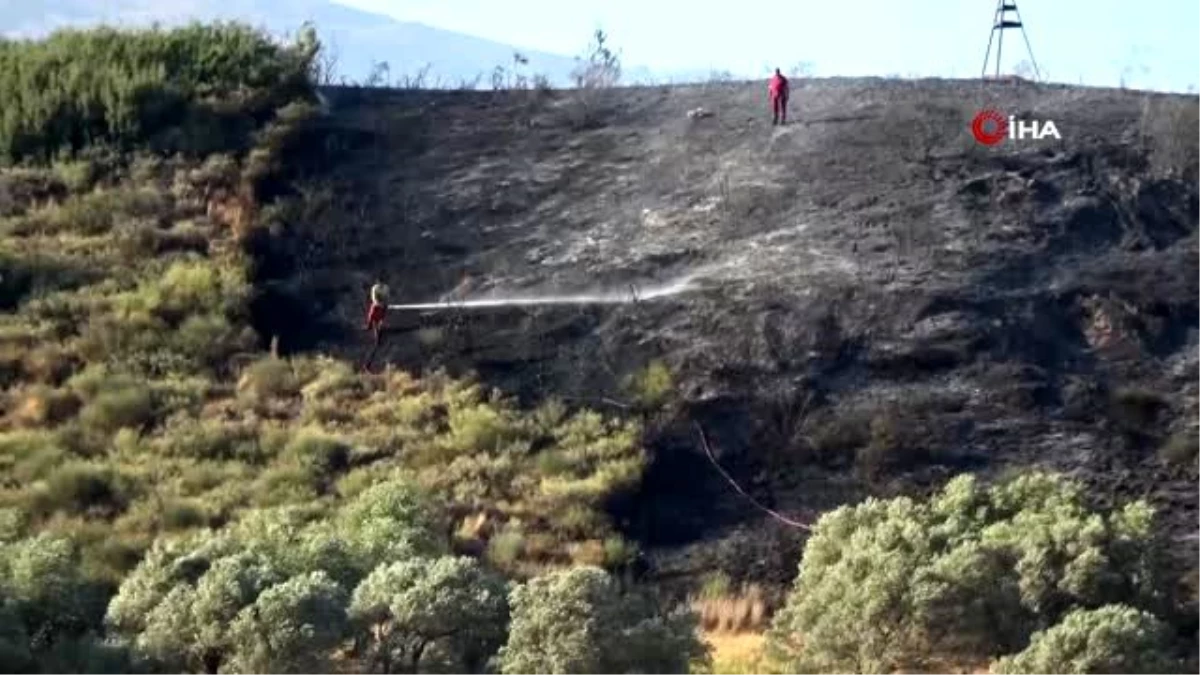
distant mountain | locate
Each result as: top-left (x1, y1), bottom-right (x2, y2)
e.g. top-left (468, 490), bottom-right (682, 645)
top-left (0, 0), bottom-right (671, 87)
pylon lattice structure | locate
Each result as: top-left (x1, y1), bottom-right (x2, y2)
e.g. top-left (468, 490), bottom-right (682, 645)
top-left (980, 0), bottom-right (1043, 82)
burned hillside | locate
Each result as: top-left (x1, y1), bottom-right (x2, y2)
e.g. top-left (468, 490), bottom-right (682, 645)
top-left (258, 78), bottom-right (1199, 584)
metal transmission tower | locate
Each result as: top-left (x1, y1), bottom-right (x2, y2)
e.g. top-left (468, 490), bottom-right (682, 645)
top-left (980, 0), bottom-right (1042, 81)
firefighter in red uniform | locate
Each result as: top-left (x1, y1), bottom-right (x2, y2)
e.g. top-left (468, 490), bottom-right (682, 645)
top-left (768, 68), bottom-right (790, 125)
top-left (365, 282), bottom-right (388, 343)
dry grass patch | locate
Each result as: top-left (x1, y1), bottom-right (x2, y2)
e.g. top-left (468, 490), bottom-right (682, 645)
top-left (699, 631), bottom-right (772, 674)
top-left (691, 573), bottom-right (770, 633)
top-left (1139, 95), bottom-right (1199, 179)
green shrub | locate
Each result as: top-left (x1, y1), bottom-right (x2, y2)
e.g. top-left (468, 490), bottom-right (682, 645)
top-left (0, 23), bottom-right (319, 163)
top-left (0, 248), bottom-right (95, 310)
top-left (0, 508), bottom-right (25, 541)
top-left (602, 535), bottom-right (637, 567)
top-left (11, 187), bottom-right (170, 236)
top-left (53, 159), bottom-right (100, 192)
top-left (172, 312), bottom-right (256, 371)
top-left (113, 218), bottom-right (167, 259)
top-left (250, 464), bottom-right (319, 507)
top-left (299, 358), bottom-right (360, 401)
top-left (156, 418), bottom-right (262, 463)
top-left (129, 154), bottom-right (167, 185)
top-left (125, 258), bottom-right (250, 324)
top-left (349, 556), bottom-right (510, 673)
top-left (30, 462), bottom-right (135, 519)
top-left (173, 154), bottom-right (239, 204)
top-left (623, 359), bottom-right (674, 409)
top-left (698, 571), bottom-right (734, 601)
top-left (27, 291), bottom-right (105, 343)
top-left (487, 522), bottom-right (526, 567)
top-left (282, 427), bottom-right (350, 478)
top-left (440, 402), bottom-right (521, 457)
top-left (75, 312), bottom-right (175, 375)
top-left (0, 167), bottom-right (67, 218)
top-left (992, 605), bottom-right (1179, 674)
top-left (148, 375), bottom-right (209, 412)
top-left (237, 357), bottom-right (297, 402)
top-left (19, 344), bottom-right (79, 384)
top-left (225, 571), bottom-right (347, 674)
top-left (766, 472), bottom-right (1179, 673)
top-left (0, 429), bottom-right (71, 479)
top-left (535, 411), bottom-right (644, 506)
top-left (77, 380), bottom-right (155, 434)
top-left (159, 497), bottom-right (208, 528)
top-left (499, 566), bottom-right (708, 674)
top-left (549, 502), bottom-right (605, 537)
top-left (0, 533), bottom-right (111, 653)
top-left (336, 478), bottom-right (448, 563)
top-left (175, 461), bottom-right (255, 501)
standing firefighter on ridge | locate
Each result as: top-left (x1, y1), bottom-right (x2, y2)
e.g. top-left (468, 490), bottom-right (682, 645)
top-left (769, 68), bottom-right (790, 125)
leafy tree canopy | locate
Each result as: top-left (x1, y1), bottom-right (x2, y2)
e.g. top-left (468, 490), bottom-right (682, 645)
top-left (499, 565), bottom-right (709, 674)
top-left (767, 472), bottom-right (1181, 673)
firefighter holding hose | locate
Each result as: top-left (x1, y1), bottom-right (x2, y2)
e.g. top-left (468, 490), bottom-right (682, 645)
top-left (359, 281), bottom-right (391, 373)
top-left (365, 281), bottom-right (389, 343)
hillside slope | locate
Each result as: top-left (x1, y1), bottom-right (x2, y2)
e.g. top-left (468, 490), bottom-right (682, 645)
top-left (264, 78), bottom-right (1198, 586)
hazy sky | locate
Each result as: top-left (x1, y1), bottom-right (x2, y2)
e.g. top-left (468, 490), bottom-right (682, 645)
top-left (336, 0), bottom-right (1198, 92)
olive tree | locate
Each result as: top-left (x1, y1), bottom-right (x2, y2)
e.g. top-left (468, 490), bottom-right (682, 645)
top-left (349, 556), bottom-right (509, 673)
top-left (228, 505), bottom-right (390, 589)
top-left (992, 605), bottom-right (1180, 674)
top-left (106, 530), bottom-right (239, 638)
top-left (0, 533), bottom-right (134, 674)
top-left (224, 480), bottom-right (447, 586)
top-left (334, 479), bottom-right (449, 567)
top-left (0, 534), bottom-right (110, 665)
top-left (106, 478), bottom-right (447, 672)
top-left (767, 472), bottom-right (1180, 672)
top-left (134, 551), bottom-right (285, 672)
top-left (225, 571), bottom-right (349, 673)
top-left (107, 529), bottom-right (301, 672)
top-left (498, 566), bottom-right (708, 674)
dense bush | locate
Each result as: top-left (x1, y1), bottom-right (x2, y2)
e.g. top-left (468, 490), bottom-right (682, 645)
top-left (350, 556), bottom-right (510, 672)
top-left (766, 472), bottom-right (1181, 673)
top-left (0, 23), bottom-right (319, 162)
top-left (92, 482), bottom-right (699, 673)
top-left (104, 480), bottom-right (444, 672)
top-left (992, 605), bottom-right (1180, 674)
top-left (499, 566), bottom-right (709, 674)
top-left (0, 248), bottom-right (95, 310)
top-left (0, 533), bottom-right (113, 670)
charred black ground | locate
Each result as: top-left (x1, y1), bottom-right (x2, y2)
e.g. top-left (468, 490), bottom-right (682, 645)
top-left (255, 78), bottom-right (1199, 591)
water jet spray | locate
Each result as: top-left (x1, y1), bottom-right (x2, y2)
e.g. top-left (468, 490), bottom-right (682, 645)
top-left (387, 275), bottom-right (698, 312)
